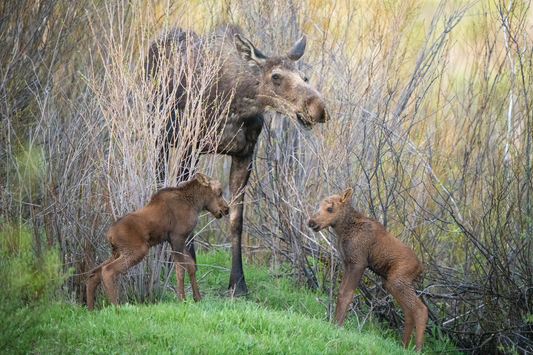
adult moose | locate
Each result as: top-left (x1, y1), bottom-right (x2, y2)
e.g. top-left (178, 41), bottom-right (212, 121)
top-left (146, 24), bottom-right (328, 295)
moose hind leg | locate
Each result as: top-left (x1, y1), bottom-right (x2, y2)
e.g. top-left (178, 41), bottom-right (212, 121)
top-left (413, 296), bottom-right (428, 350)
top-left (184, 249), bottom-right (201, 302)
top-left (86, 265), bottom-right (103, 311)
top-left (173, 251), bottom-right (187, 302)
top-left (86, 257), bottom-right (116, 311)
top-left (385, 278), bottom-right (427, 350)
top-left (87, 266), bottom-right (103, 311)
top-left (101, 248), bottom-right (147, 307)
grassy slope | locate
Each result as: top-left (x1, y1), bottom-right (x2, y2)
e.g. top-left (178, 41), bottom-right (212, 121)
top-left (22, 251), bottom-right (456, 354)
top-left (32, 302), bottom-right (411, 355)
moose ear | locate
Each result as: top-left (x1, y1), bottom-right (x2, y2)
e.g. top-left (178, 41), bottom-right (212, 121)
top-left (288, 35), bottom-right (306, 61)
top-left (340, 188), bottom-right (353, 203)
top-left (234, 34), bottom-right (267, 67)
top-left (195, 173), bottom-right (211, 187)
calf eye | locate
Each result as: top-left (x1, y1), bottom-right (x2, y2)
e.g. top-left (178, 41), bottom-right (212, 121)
top-left (272, 74), bottom-right (279, 80)
top-left (327, 207), bottom-right (333, 213)
top-left (304, 77), bottom-right (309, 83)
top-left (219, 192), bottom-right (223, 197)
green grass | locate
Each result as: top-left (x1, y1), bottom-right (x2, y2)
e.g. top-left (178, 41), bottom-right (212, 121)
top-left (30, 301), bottom-right (414, 355)
top-left (4, 251), bottom-right (459, 354)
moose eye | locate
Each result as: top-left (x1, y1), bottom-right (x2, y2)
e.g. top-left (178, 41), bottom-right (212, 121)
top-left (304, 77), bottom-right (309, 83)
top-left (327, 207), bottom-right (333, 213)
top-left (271, 74), bottom-right (279, 80)
top-left (219, 192), bottom-right (223, 197)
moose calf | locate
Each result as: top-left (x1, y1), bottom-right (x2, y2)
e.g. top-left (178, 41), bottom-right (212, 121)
top-left (308, 188), bottom-right (427, 351)
top-left (86, 173), bottom-right (229, 311)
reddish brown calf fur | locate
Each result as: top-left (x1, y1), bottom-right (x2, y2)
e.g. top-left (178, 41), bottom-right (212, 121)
top-left (86, 173), bottom-right (229, 311)
top-left (308, 188), bottom-right (428, 351)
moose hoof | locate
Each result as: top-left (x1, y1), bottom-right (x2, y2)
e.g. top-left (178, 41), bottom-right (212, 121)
top-left (229, 280), bottom-right (248, 297)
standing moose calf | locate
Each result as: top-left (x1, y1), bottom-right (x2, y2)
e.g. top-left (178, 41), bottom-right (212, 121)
top-left (86, 173), bottom-right (229, 311)
top-left (308, 188), bottom-right (428, 351)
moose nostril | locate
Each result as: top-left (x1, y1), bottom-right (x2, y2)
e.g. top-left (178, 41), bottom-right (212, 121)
top-left (308, 221), bottom-right (316, 228)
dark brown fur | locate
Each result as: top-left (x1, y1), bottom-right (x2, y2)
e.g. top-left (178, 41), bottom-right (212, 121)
top-left (308, 188), bottom-right (428, 351)
top-left (86, 173), bottom-right (228, 311)
top-left (146, 24), bottom-right (329, 295)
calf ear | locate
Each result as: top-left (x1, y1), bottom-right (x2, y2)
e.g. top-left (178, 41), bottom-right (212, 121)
top-left (340, 188), bottom-right (353, 203)
top-left (234, 34), bottom-right (267, 67)
top-left (288, 35), bottom-right (306, 61)
top-left (195, 173), bottom-right (211, 187)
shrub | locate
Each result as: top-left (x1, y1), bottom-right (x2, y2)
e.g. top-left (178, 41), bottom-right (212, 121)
top-left (0, 221), bottom-right (71, 353)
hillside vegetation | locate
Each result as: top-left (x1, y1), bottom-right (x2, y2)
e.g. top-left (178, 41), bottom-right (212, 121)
top-left (2, 252), bottom-right (456, 354)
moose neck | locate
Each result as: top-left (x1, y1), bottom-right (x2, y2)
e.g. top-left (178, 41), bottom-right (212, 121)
top-left (332, 203), bottom-right (364, 237)
top-left (227, 67), bottom-right (264, 120)
top-left (179, 180), bottom-right (209, 214)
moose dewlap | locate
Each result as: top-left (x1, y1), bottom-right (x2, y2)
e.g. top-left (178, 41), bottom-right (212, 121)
top-left (308, 188), bottom-right (428, 351)
top-left (86, 173), bottom-right (229, 311)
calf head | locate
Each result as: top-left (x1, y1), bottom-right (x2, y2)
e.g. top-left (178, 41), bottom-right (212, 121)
top-left (234, 34), bottom-right (329, 128)
top-left (308, 188), bottom-right (354, 231)
top-left (196, 173), bottom-right (230, 218)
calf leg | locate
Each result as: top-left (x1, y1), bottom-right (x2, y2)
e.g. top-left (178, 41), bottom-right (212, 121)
top-left (385, 278), bottom-right (427, 351)
top-left (334, 264), bottom-right (366, 327)
top-left (184, 251), bottom-right (201, 302)
top-left (414, 298), bottom-right (428, 350)
top-left (186, 234), bottom-right (197, 270)
top-left (173, 247), bottom-right (201, 302)
top-left (86, 257), bottom-right (114, 311)
top-left (101, 247), bottom-right (147, 307)
top-left (171, 240), bottom-right (186, 301)
top-left (173, 251), bottom-right (186, 302)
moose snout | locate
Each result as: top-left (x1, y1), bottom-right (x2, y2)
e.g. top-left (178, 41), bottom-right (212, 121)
top-left (308, 219), bottom-right (320, 232)
top-left (304, 87), bottom-right (329, 123)
top-left (219, 206), bottom-right (230, 218)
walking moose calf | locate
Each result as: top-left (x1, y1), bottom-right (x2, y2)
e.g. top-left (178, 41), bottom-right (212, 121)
top-left (308, 188), bottom-right (427, 351)
top-left (86, 173), bottom-right (229, 311)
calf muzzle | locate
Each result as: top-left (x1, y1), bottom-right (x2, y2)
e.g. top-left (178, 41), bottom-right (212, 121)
top-left (219, 207), bottom-right (230, 218)
top-left (308, 219), bottom-right (321, 232)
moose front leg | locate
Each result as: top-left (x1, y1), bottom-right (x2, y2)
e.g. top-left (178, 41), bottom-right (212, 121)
top-left (228, 154), bottom-right (253, 296)
top-left (333, 263), bottom-right (366, 327)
